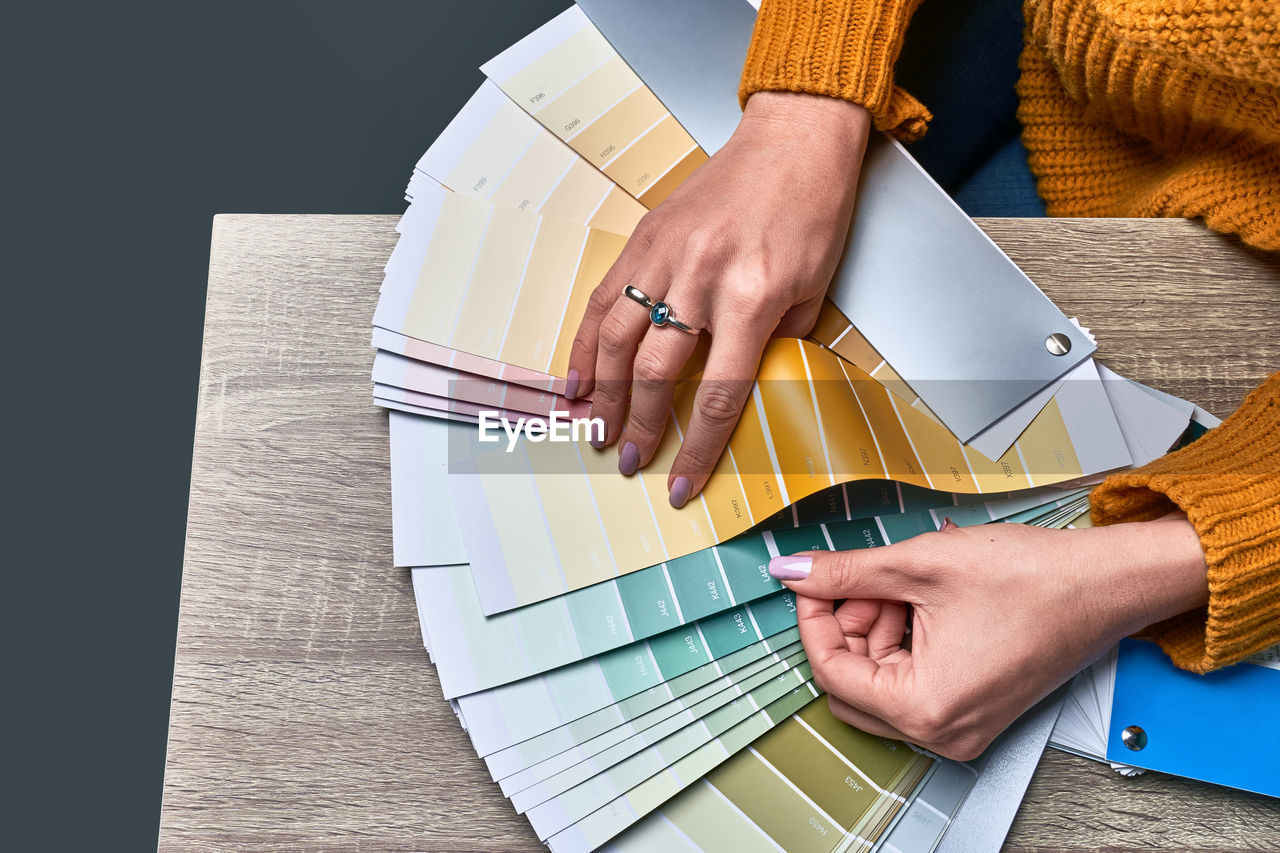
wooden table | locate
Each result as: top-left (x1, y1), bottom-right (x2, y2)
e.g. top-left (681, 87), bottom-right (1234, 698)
top-left (159, 215), bottom-right (1280, 851)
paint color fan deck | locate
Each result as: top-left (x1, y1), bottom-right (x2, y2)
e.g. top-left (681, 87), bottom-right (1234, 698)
top-left (365, 3), bottom-right (1196, 851)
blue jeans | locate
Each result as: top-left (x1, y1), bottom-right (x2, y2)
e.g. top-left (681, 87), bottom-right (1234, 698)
top-left (893, 0), bottom-right (1046, 217)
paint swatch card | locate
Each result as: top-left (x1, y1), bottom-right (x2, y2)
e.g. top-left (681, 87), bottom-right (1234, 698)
top-left (496, 640), bottom-right (806, 793)
top-left (570, 697), bottom-right (944, 853)
top-left (481, 6), bottom-right (707, 210)
top-left (462, 623), bottom-right (803, 763)
top-left (544, 682), bottom-right (824, 853)
top-left (375, 184), bottom-right (627, 383)
top-left (411, 79), bottom-right (646, 235)
top-left (383, 142), bottom-right (1103, 466)
top-left (523, 668), bottom-right (819, 839)
top-left (455, 595), bottom-right (804, 757)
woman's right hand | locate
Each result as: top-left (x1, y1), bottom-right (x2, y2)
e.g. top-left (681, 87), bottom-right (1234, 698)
top-left (565, 91), bottom-right (871, 507)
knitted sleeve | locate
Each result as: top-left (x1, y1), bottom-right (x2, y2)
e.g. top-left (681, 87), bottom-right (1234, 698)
top-left (1091, 374), bottom-right (1280, 674)
top-left (739, 0), bottom-right (931, 141)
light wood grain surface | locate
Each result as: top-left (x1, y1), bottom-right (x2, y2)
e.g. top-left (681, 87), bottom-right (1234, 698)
top-left (159, 215), bottom-right (1280, 852)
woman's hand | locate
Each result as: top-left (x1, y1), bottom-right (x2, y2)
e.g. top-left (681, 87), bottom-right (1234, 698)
top-left (767, 514), bottom-right (1209, 760)
top-left (565, 91), bottom-right (871, 507)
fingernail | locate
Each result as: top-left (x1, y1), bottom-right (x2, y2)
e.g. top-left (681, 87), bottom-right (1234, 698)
top-left (941, 517), bottom-right (958, 531)
top-left (619, 441), bottom-right (640, 476)
top-left (564, 369), bottom-right (580, 401)
top-left (669, 476), bottom-right (691, 508)
top-left (768, 555), bottom-right (812, 581)
top-left (590, 412), bottom-right (606, 449)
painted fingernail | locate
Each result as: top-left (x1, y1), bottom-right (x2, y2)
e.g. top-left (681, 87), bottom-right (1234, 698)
top-left (564, 369), bottom-right (580, 401)
top-left (669, 476), bottom-right (691, 508)
top-left (619, 441), bottom-right (640, 476)
top-left (768, 555), bottom-right (812, 581)
top-left (590, 409), bottom-right (606, 449)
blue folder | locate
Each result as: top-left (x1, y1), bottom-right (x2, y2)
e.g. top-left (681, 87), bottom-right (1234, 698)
top-left (1107, 638), bottom-right (1280, 797)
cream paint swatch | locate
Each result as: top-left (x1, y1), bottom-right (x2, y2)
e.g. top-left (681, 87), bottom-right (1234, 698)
top-left (411, 80), bottom-right (645, 236)
top-left (449, 337), bottom-right (1130, 614)
top-left (375, 184), bottom-right (628, 382)
top-left (481, 6), bottom-right (707, 210)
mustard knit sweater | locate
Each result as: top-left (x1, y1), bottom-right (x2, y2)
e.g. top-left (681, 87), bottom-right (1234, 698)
top-left (740, 0), bottom-right (1280, 250)
top-left (740, 0), bottom-right (1280, 672)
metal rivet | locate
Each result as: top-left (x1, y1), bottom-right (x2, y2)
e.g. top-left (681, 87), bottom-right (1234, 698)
top-left (1046, 333), bottom-right (1072, 356)
top-left (1121, 724), bottom-right (1147, 751)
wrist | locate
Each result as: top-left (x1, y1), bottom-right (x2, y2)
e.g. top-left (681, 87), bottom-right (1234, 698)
top-left (1077, 513), bottom-right (1209, 637)
top-left (741, 91), bottom-right (870, 160)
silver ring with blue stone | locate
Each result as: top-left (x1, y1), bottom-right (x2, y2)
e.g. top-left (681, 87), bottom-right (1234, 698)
top-left (624, 285), bottom-right (699, 334)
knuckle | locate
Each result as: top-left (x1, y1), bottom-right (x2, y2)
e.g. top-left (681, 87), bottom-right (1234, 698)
top-left (913, 532), bottom-right (950, 562)
top-left (696, 381), bottom-right (745, 425)
top-left (632, 211), bottom-right (663, 245)
top-left (895, 537), bottom-right (944, 583)
top-left (593, 378), bottom-right (625, 406)
top-left (736, 284), bottom-right (780, 318)
top-left (626, 397), bottom-right (668, 439)
top-left (570, 331), bottom-right (595, 359)
top-left (684, 226), bottom-right (735, 266)
top-left (586, 282), bottom-right (616, 316)
top-left (632, 346), bottom-right (671, 388)
top-left (904, 702), bottom-right (951, 743)
top-left (722, 270), bottom-right (784, 321)
top-left (597, 313), bottom-right (634, 359)
top-left (678, 442), bottom-right (719, 477)
top-left (825, 554), bottom-right (856, 595)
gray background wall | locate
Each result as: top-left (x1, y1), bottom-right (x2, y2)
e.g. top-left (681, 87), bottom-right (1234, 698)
top-left (7, 2), bottom-right (569, 847)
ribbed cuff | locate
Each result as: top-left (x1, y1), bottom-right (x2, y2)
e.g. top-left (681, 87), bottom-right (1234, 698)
top-left (1091, 374), bottom-right (1280, 673)
top-left (739, 0), bottom-right (931, 141)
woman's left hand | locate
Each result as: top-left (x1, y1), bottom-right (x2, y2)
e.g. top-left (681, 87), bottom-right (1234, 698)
top-left (767, 513), bottom-right (1209, 760)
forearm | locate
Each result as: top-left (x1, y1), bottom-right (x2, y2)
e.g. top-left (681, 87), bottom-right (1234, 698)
top-left (1073, 513), bottom-right (1209, 642)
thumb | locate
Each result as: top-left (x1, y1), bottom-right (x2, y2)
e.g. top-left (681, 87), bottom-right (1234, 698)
top-left (768, 544), bottom-right (911, 600)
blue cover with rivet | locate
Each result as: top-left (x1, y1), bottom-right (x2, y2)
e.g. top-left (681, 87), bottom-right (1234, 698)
top-left (1107, 637), bottom-right (1280, 798)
